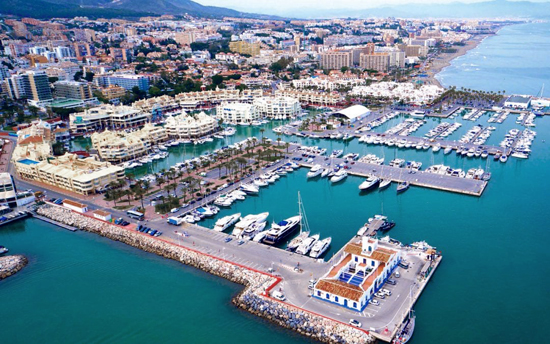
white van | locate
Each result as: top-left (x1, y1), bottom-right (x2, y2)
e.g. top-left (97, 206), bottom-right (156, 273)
top-left (394, 270), bottom-right (400, 278)
top-left (380, 288), bottom-right (392, 297)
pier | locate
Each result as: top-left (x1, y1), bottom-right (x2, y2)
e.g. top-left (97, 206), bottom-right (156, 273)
top-left (300, 156), bottom-right (487, 196)
top-left (0, 208), bottom-right (31, 228)
top-left (34, 203), bottom-right (442, 343)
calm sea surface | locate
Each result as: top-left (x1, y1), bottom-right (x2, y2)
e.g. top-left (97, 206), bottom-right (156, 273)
top-left (436, 21), bottom-right (550, 95)
top-left (3, 25), bottom-right (550, 343)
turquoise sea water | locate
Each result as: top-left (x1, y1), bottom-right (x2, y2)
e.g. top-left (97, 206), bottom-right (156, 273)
top-left (3, 25), bottom-right (550, 343)
top-left (436, 21), bottom-right (550, 95)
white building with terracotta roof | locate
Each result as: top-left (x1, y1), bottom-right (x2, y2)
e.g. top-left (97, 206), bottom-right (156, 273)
top-left (313, 237), bottom-right (401, 311)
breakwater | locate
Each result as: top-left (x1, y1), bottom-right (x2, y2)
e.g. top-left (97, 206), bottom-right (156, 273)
top-left (35, 205), bottom-right (373, 344)
top-left (0, 255), bottom-right (28, 280)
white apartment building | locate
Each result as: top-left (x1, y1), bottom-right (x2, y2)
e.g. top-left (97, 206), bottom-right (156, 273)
top-left (216, 102), bottom-right (259, 125)
top-left (253, 96), bottom-right (301, 119)
top-left (164, 111), bottom-right (218, 139)
top-left (275, 89), bottom-right (343, 107)
top-left (91, 123), bottom-right (167, 163)
top-left (14, 153), bottom-right (125, 195)
top-left (69, 104), bottom-right (151, 133)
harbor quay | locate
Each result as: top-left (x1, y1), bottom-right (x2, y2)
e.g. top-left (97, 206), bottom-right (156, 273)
top-left (35, 204), bottom-right (374, 343)
top-left (33, 202), bottom-right (440, 343)
top-left (300, 156), bottom-right (487, 196)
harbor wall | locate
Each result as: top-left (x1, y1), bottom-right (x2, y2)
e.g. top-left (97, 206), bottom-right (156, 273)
top-left (0, 255), bottom-right (28, 280)
top-left (35, 205), bottom-right (373, 344)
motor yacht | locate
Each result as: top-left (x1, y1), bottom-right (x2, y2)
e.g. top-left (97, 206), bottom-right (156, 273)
top-left (213, 213), bottom-right (241, 232)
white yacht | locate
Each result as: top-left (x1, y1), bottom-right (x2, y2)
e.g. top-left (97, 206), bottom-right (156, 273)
top-left (330, 170), bottom-right (348, 183)
top-left (287, 231), bottom-right (309, 251)
top-left (307, 164), bottom-right (323, 178)
top-left (443, 146), bottom-right (453, 155)
top-left (233, 212), bottom-right (269, 237)
top-left (309, 237), bottom-right (332, 258)
top-left (253, 178), bottom-right (269, 187)
top-left (359, 176), bottom-right (380, 191)
top-left (240, 183), bottom-right (259, 194)
top-left (379, 179), bottom-right (391, 190)
top-left (296, 234), bottom-right (320, 255)
top-left (240, 221), bottom-right (267, 240)
top-left (224, 127), bottom-right (236, 136)
top-left (321, 168), bottom-right (330, 178)
top-left (263, 215), bottom-right (302, 245)
top-left (213, 213), bottom-right (241, 232)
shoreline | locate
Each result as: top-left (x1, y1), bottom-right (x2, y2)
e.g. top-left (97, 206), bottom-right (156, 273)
top-left (425, 33), bottom-right (492, 88)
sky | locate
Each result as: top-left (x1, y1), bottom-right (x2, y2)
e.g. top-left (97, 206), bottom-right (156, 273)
top-left (197, 0), bottom-right (549, 15)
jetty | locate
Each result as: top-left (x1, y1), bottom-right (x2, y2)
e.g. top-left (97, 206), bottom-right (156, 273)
top-left (0, 255), bottom-right (28, 280)
top-left (300, 156), bottom-right (487, 196)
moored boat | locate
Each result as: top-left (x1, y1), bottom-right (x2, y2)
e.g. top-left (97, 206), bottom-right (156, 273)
top-left (397, 181), bottom-right (410, 193)
top-left (213, 213), bottom-right (241, 232)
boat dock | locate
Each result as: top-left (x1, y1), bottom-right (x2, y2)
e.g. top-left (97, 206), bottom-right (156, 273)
top-left (466, 126), bottom-right (493, 144)
top-left (0, 209), bottom-right (31, 228)
top-left (357, 132), bottom-right (503, 155)
top-left (300, 156), bottom-right (488, 196)
top-left (360, 217), bottom-right (388, 236)
top-left (32, 214), bottom-right (77, 231)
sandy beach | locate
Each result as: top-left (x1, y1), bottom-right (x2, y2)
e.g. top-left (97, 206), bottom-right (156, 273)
top-left (424, 34), bottom-right (492, 88)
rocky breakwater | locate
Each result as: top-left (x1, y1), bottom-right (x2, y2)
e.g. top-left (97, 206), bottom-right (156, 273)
top-left (0, 255), bottom-right (28, 280)
top-left (36, 205), bottom-right (373, 344)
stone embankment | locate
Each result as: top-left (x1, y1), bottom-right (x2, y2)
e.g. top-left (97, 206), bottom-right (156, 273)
top-left (36, 205), bottom-right (373, 344)
top-left (0, 255), bottom-right (28, 280)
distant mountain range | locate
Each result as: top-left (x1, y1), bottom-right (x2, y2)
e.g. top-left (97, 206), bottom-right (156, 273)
top-left (254, 0), bottom-right (550, 19)
top-left (0, 0), bottom-right (267, 19)
top-left (1, 0), bottom-right (550, 20)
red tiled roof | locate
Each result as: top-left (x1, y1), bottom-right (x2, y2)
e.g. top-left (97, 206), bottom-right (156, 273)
top-left (316, 279), bottom-right (364, 301)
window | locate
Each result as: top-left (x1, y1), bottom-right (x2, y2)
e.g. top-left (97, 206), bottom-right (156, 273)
top-left (317, 291), bottom-right (321, 297)
top-left (355, 256), bottom-right (358, 262)
top-left (363, 258), bottom-right (366, 264)
top-left (326, 293), bottom-right (329, 299)
top-left (335, 296), bottom-right (339, 302)
top-left (371, 261), bottom-right (375, 266)
top-left (353, 302), bottom-right (357, 308)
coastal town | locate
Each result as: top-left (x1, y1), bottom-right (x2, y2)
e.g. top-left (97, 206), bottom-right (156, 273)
top-left (0, 11), bottom-right (549, 344)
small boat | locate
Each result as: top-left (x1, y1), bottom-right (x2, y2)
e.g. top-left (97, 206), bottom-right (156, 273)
top-left (252, 230), bottom-right (268, 242)
top-left (234, 212), bottom-right (269, 237)
top-left (443, 146), bottom-right (452, 155)
top-left (359, 176), bottom-right (380, 192)
top-left (330, 170), bottom-right (348, 183)
top-left (253, 178), bottom-right (269, 187)
top-left (397, 181), bottom-right (410, 193)
top-left (213, 213), bottom-right (241, 232)
top-left (240, 221), bottom-right (267, 240)
top-left (0, 245), bottom-right (8, 255)
top-left (393, 312), bottom-right (416, 344)
top-left (309, 237), bottom-right (332, 258)
top-left (500, 155), bottom-right (508, 163)
top-left (379, 179), bottom-right (391, 190)
top-left (320, 168), bottom-right (330, 178)
top-left (379, 220), bottom-right (396, 232)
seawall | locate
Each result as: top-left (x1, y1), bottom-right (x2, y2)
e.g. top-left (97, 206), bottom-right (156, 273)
top-left (0, 255), bottom-right (28, 280)
top-left (36, 205), bottom-right (373, 344)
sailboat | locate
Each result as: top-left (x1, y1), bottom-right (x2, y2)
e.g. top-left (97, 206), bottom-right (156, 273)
top-left (286, 192), bottom-right (311, 251)
top-left (393, 289), bottom-right (416, 344)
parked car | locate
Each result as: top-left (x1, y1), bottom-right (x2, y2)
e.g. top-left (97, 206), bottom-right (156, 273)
top-left (349, 319), bottom-right (362, 328)
top-left (387, 278), bottom-right (397, 285)
top-left (369, 299), bottom-right (380, 306)
top-left (224, 237), bottom-right (232, 243)
top-left (374, 292), bottom-right (386, 299)
top-left (380, 288), bottom-right (392, 297)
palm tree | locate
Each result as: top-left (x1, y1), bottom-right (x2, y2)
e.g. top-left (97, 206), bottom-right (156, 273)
top-left (259, 128), bottom-right (265, 141)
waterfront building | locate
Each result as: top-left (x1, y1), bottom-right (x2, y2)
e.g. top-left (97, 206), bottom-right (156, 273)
top-left (69, 104), bottom-right (151, 133)
top-left (14, 153), bottom-right (125, 195)
top-left (313, 237), bottom-right (401, 311)
top-left (331, 105), bottom-right (371, 123)
top-left (504, 95), bottom-right (531, 109)
top-left (91, 124), bottom-right (167, 163)
top-left (0, 172), bottom-right (35, 208)
top-left (350, 82), bottom-right (443, 105)
top-left (253, 96), bottom-right (301, 119)
top-left (173, 88), bottom-right (263, 109)
top-left (229, 41), bottom-right (261, 56)
top-left (94, 73), bottom-right (150, 91)
top-left (216, 102), bottom-right (259, 125)
top-left (54, 80), bottom-right (93, 100)
top-left (164, 111), bottom-right (218, 139)
top-left (320, 51), bottom-right (353, 70)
